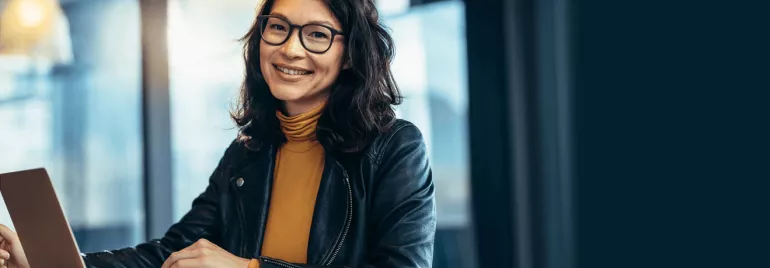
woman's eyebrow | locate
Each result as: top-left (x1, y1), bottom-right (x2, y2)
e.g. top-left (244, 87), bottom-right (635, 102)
top-left (270, 12), bottom-right (335, 28)
top-left (307, 20), bottom-right (335, 28)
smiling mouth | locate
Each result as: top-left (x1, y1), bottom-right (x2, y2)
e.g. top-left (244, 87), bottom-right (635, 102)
top-left (274, 64), bottom-right (313, 76)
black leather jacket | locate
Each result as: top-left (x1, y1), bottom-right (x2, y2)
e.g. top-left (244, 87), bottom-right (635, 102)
top-left (82, 120), bottom-right (436, 268)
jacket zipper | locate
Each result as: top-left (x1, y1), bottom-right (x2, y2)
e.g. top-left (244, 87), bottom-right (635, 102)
top-left (325, 161), bottom-right (353, 265)
top-left (262, 257), bottom-right (301, 268)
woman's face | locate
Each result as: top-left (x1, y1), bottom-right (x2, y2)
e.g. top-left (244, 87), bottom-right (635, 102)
top-left (259, 0), bottom-right (346, 115)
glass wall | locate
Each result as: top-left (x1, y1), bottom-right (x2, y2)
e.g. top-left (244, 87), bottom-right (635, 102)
top-left (381, 1), bottom-right (475, 268)
top-left (167, 0), bottom-right (255, 221)
top-left (0, 0), bottom-right (144, 252)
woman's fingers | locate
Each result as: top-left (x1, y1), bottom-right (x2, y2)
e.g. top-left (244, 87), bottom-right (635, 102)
top-left (162, 239), bottom-right (219, 268)
top-left (169, 258), bottom-right (196, 268)
top-left (161, 248), bottom-right (207, 268)
top-left (0, 248), bottom-right (9, 259)
top-left (0, 225), bottom-right (17, 247)
top-left (0, 224), bottom-right (14, 241)
top-left (180, 238), bottom-right (212, 252)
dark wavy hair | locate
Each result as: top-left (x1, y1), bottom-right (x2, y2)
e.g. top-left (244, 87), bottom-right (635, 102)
top-left (231, 0), bottom-right (402, 154)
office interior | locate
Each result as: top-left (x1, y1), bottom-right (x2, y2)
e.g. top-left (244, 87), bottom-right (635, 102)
top-left (1, 0), bottom-right (767, 267)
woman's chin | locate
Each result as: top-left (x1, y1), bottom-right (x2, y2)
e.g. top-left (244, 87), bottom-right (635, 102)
top-left (270, 88), bottom-right (307, 102)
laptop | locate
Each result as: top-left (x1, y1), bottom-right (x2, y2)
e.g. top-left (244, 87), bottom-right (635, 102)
top-left (0, 168), bottom-right (86, 268)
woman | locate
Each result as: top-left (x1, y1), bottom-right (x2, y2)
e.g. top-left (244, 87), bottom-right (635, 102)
top-left (0, 0), bottom-right (436, 267)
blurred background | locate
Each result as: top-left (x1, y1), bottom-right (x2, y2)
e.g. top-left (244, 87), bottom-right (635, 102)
top-left (0, 0), bottom-right (767, 267)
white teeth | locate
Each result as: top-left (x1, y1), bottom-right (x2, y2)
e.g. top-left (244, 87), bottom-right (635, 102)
top-left (277, 66), bottom-right (310, 75)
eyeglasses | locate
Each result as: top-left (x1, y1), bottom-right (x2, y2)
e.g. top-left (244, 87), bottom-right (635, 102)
top-left (257, 15), bottom-right (345, 54)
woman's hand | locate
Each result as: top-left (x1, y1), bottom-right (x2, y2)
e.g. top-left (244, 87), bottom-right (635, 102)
top-left (0, 224), bottom-right (29, 268)
top-left (161, 238), bottom-right (251, 268)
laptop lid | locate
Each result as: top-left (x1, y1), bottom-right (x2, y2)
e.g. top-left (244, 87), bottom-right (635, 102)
top-left (0, 168), bottom-right (85, 268)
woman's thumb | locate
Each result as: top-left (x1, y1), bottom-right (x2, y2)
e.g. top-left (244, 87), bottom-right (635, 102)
top-left (0, 224), bottom-right (17, 242)
top-left (0, 248), bottom-right (11, 259)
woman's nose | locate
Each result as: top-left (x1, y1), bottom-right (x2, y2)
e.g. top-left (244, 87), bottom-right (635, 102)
top-left (280, 29), bottom-right (305, 58)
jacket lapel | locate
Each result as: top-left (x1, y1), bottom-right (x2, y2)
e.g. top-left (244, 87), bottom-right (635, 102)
top-left (307, 154), bottom-right (349, 265)
top-left (229, 144), bottom-right (277, 258)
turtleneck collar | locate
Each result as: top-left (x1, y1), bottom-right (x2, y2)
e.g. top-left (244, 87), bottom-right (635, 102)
top-left (276, 101), bottom-right (325, 143)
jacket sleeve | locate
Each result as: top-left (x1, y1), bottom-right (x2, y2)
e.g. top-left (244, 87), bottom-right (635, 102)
top-left (258, 123), bottom-right (437, 268)
top-left (81, 141), bottom-right (239, 268)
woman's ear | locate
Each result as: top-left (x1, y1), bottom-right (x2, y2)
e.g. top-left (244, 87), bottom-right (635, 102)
top-left (343, 56), bottom-right (352, 70)
top-left (341, 50), bottom-right (353, 70)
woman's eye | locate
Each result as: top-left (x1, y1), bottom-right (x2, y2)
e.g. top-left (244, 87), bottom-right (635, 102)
top-left (309, 32), bottom-right (329, 39)
top-left (269, 24), bottom-right (287, 31)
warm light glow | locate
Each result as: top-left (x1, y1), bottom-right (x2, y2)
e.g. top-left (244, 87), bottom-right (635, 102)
top-left (18, 0), bottom-right (46, 27)
top-left (0, 0), bottom-right (71, 64)
top-left (0, 0), bottom-right (55, 52)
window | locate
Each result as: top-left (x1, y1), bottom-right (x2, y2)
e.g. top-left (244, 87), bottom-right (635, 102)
top-left (167, 0), bottom-right (255, 221)
top-left (382, 2), bottom-right (475, 267)
top-left (0, 0), bottom-right (144, 252)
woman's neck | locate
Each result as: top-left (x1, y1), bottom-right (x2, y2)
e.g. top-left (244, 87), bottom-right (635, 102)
top-left (283, 97), bottom-right (329, 116)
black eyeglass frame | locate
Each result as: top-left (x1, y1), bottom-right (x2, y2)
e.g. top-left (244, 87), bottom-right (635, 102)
top-left (256, 15), bottom-right (345, 54)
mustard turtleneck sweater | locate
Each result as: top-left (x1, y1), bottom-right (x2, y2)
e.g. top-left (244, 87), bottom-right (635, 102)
top-left (249, 103), bottom-right (326, 268)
